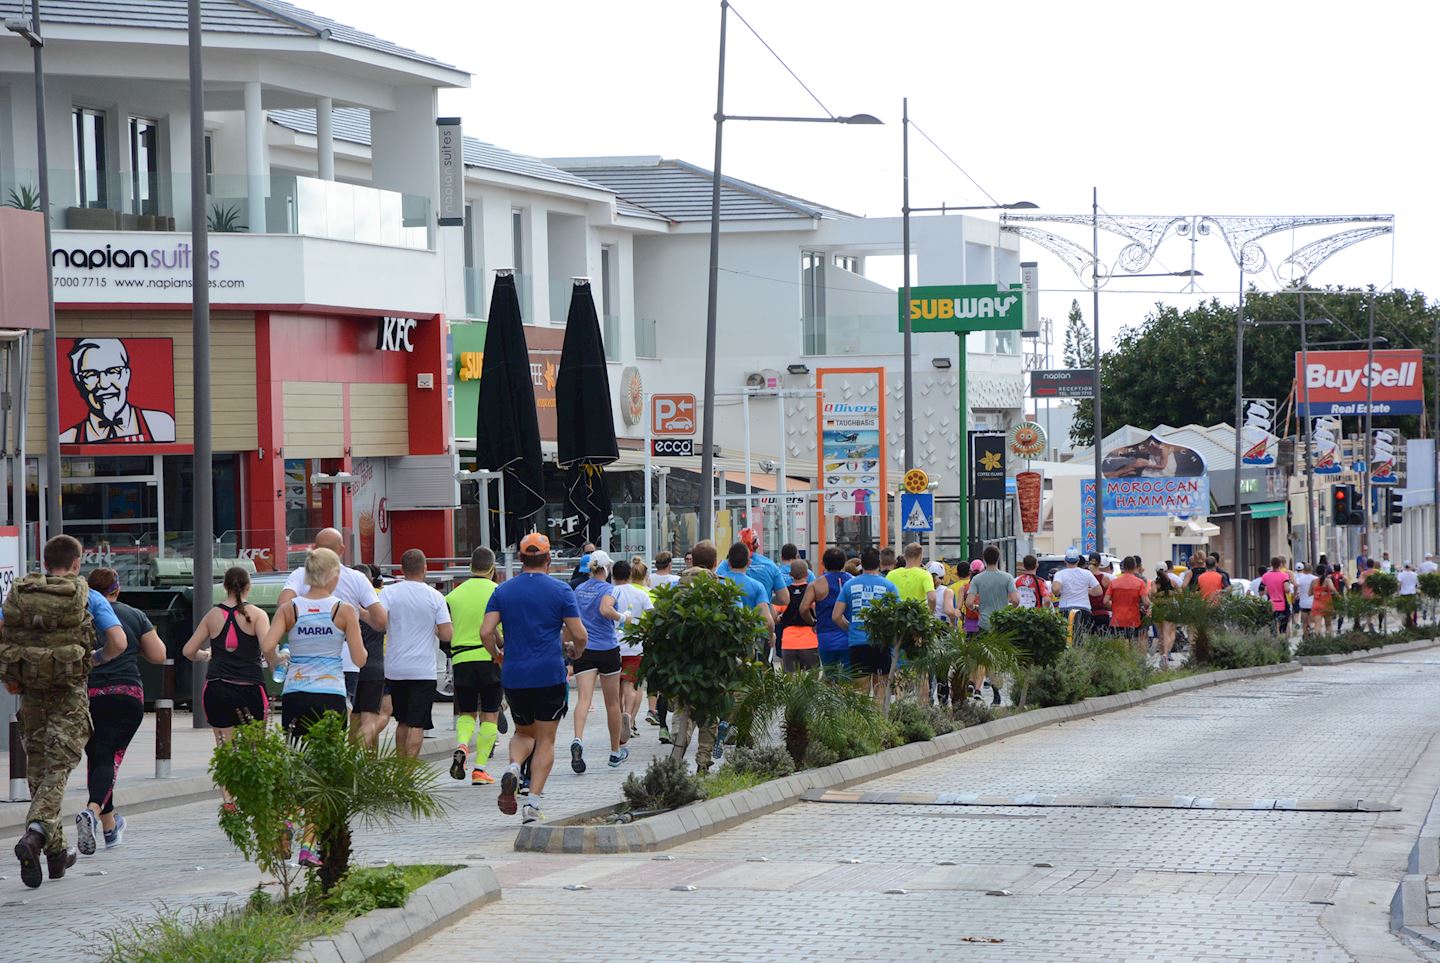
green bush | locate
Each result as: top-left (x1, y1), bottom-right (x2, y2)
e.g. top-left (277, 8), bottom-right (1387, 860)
top-left (723, 744), bottom-right (795, 780)
top-left (858, 593), bottom-right (952, 707)
top-left (1025, 637), bottom-right (1150, 707)
top-left (802, 740), bottom-right (840, 769)
top-left (699, 768), bottom-right (767, 799)
top-left (887, 700), bottom-right (936, 744)
top-left (209, 718), bottom-right (304, 897)
top-left (622, 756), bottom-right (705, 812)
top-left (1206, 633), bottom-right (1291, 669)
top-left (632, 574), bottom-right (767, 736)
top-left (950, 698), bottom-right (996, 728)
top-left (1218, 593), bottom-right (1276, 633)
top-left (926, 704), bottom-right (956, 735)
top-left (1151, 589), bottom-right (1218, 663)
top-left (320, 864), bottom-right (411, 915)
top-left (730, 666), bottom-right (888, 769)
top-left (1025, 648), bottom-right (1092, 707)
top-left (1365, 571), bottom-right (1399, 598)
top-left (1418, 572), bottom-right (1440, 600)
top-left (989, 605), bottom-right (1068, 668)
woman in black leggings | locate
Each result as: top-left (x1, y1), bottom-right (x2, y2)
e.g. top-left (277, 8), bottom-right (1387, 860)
top-left (75, 568), bottom-right (167, 856)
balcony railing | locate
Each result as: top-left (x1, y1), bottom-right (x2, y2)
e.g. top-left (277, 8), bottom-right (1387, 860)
top-left (6, 168), bottom-right (433, 249)
top-left (634, 317), bottom-right (657, 358)
top-left (463, 267), bottom-right (533, 321)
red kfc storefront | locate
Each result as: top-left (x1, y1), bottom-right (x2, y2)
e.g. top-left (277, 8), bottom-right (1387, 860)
top-left (28, 306), bottom-right (455, 581)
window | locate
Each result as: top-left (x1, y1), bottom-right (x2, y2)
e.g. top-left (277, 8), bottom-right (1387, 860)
top-left (511, 209), bottom-right (524, 273)
top-left (833, 254), bottom-right (858, 273)
top-left (73, 107), bottom-right (107, 208)
top-left (600, 246), bottom-right (618, 361)
top-left (129, 117), bottom-right (159, 215)
top-left (801, 250), bottom-right (827, 354)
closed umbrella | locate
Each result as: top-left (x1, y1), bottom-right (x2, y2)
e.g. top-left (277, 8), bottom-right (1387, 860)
top-left (476, 272), bottom-right (545, 547)
top-left (555, 279), bottom-right (618, 548)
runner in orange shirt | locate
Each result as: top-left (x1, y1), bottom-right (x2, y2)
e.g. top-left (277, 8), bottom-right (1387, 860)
top-left (1105, 557), bottom-right (1151, 655)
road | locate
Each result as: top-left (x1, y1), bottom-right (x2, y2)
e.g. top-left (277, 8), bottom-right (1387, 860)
top-left (395, 652), bottom-right (1440, 963)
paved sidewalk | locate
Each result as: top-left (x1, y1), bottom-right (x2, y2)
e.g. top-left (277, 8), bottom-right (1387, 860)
top-left (396, 652), bottom-right (1440, 963)
top-left (0, 689), bottom-right (689, 963)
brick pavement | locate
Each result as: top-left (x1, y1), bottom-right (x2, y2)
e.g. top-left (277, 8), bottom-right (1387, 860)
top-left (394, 653), bottom-right (1440, 963)
top-left (0, 689), bottom-right (686, 963)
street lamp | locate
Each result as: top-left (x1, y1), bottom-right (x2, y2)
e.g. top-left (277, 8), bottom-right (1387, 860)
top-left (1088, 191), bottom-right (1201, 555)
top-left (5, 4), bottom-right (62, 540)
top-left (898, 99), bottom-right (1037, 553)
top-left (697, 0), bottom-right (881, 541)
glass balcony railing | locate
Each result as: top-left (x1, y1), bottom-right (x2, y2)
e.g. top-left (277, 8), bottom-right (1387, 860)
top-left (802, 313), bottom-right (904, 356)
top-left (634, 317), bottom-right (657, 358)
top-left (603, 313), bottom-right (620, 362)
top-left (6, 168), bottom-right (433, 249)
top-left (462, 267), bottom-right (534, 321)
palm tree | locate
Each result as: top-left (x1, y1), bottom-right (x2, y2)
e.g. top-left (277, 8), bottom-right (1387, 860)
top-left (902, 625), bottom-right (1021, 704)
top-left (730, 665), bottom-right (886, 769)
top-left (294, 713), bottom-right (449, 890)
top-left (1151, 589), bottom-right (1218, 664)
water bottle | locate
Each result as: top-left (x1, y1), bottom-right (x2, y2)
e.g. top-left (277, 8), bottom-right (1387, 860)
top-left (272, 644), bottom-right (289, 685)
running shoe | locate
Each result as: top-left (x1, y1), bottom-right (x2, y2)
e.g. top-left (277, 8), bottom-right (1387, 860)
top-left (519, 777), bottom-right (531, 796)
top-left (631, 724), bottom-right (640, 738)
top-left (570, 739), bottom-right (587, 774)
top-left (497, 770), bottom-right (519, 815)
top-left (658, 726), bottom-right (671, 745)
top-left (104, 815), bottom-right (126, 849)
top-left (76, 809), bottom-right (101, 856)
top-left (620, 713), bottom-right (631, 746)
top-left (450, 746), bottom-right (469, 781)
top-left (608, 747), bottom-right (630, 768)
top-left (645, 710), bottom-right (661, 726)
top-left (497, 710), bottom-right (509, 735)
top-left (298, 847), bottom-right (323, 869)
top-left (711, 739), bottom-right (725, 762)
top-left (521, 802), bottom-right (544, 825)
top-left (471, 768), bottom-right (495, 786)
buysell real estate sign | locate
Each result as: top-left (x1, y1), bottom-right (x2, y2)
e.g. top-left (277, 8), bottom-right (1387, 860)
top-left (1296, 349), bottom-right (1424, 416)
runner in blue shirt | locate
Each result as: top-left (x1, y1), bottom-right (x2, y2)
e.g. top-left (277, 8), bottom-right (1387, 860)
top-left (802, 547), bottom-right (852, 676)
top-left (718, 529), bottom-right (787, 604)
top-left (831, 546), bottom-right (899, 699)
top-left (721, 543), bottom-right (776, 643)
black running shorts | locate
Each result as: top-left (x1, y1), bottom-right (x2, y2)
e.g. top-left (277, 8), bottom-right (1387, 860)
top-left (504, 684), bottom-right (569, 727)
top-left (386, 678), bottom-right (435, 730)
top-left (453, 661), bottom-right (504, 714)
top-left (570, 646), bottom-right (622, 677)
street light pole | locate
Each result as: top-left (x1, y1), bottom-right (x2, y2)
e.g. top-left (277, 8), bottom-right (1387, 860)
top-left (697, 0), bottom-right (728, 542)
top-left (1232, 266), bottom-right (1246, 576)
top-left (1298, 293), bottom-right (1318, 566)
top-left (188, 0), bottom-right (214, 727)
top-left (1091, 187), bottom-right (1104, 554)
top-left (901, 97), bottom-right (913, 472)
top-left (9, 1), bottom-right (62, 537)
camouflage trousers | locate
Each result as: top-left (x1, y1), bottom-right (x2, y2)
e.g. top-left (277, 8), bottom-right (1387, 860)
top-left (666, 706), bottom-right (717, 772)
top-left (19, 686), bottom-right (91, 853)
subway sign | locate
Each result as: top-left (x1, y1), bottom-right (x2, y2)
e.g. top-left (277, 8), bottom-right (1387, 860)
top-left (899, 283), bottom-right (1025, 334)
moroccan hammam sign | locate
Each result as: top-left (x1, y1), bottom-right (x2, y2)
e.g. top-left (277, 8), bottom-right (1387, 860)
top-left (899, 283), bottom-right (1026, 334)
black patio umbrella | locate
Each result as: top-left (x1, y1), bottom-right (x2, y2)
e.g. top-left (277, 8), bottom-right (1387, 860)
top-left (475, 273), bottom-right (545, 548)
top-left (555, 279), bottom-right (618, 548)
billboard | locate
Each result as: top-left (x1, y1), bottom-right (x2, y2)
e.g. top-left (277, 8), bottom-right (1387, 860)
top-left (1098, 434), bottom-right (1209, 517)
top-left (58, 337), bottom-right (176, 446)
top-left (1031, 368), bottom-right (1096, 399)
top-left (1295, 349), bottom-right (1424, 416)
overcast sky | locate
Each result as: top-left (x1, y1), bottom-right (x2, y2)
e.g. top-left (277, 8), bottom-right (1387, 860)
top-left (310, 0), bottom-right (1434, 354)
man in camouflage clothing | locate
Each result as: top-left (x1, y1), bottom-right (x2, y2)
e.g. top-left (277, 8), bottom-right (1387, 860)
top-left (4, 535), bottom-right (125, 888)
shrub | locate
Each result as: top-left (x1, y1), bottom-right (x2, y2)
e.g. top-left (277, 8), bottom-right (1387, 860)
top-left (724, 744), bottom-right (795, 780)
top-left (1025, 648), bottom-right (1092, 707)
top-left (730, 666), bottom-right (888, 769)
top-left (802, 740), bottom-right (840, 770)
top-left (888, 700), bottom-right (936, 744)
top-left (858, 593), bottom-right (952, 708)
top-left (1418, 572), bottom-right (1440, 600)
top-left (990, 605), bottom-right (1068, 708)
top-left (699, 768), bottom-right (766, 799)
top-left (320, 864), bottom-right (411, 915)
top-left (1365, 571), bottom-right (1399, 598)
top-left (950, 697), bottom-right (995, 728)
top-left (632, 574), bottom-right (768, 742)
top-left (622, 756), bottom-right (705, 812)
top-left (1206, 633), bottom-right (1291, 669)
top-left (1218, 593), bottom-right (1275, 633)
top-left (1151, 589), bottom-right (1218, 663)
top-left (1024, 637), bottom-right (1150, 707)
top-left (209, 720), bottom-right (305, 897)
top-left (925, 704), bottom-right (956, 735)
top-left (903, 626), bottom-right (1021, 706)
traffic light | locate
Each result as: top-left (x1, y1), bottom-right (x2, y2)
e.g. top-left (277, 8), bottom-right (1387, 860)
top-left (1331, 484), bottom-right (1363, 526)
top-left (1385, 487), bottom-right (1404, 527)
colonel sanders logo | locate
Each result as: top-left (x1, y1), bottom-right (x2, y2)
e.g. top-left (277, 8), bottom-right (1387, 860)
top-left (59, 338), bottom-right (176, 444)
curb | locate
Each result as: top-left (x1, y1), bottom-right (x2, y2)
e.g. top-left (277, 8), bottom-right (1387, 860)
top-left (291, 864), bottom-right (500, 963)
top-left (0, 743), bottom-right (457, 836)
top-left (514, 660), bottom-right (1301, 854)
top-left (1297, 636), bottom-right (1440, 666)
top-left (1393, 787), bottom-right (1440, 947)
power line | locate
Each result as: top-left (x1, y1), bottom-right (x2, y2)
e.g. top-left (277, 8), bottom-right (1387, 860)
top-left (907, 118), bottom-right (1001, 207)
top-left (727, 3), bottom-right (834, 120)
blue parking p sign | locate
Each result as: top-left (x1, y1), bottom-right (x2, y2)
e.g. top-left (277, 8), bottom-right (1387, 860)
top-left (900, 492), bottom-right (934, 532)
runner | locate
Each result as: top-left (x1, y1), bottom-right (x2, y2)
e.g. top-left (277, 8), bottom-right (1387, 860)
top-left (887, 543), bottom-right (932, 604)
top-left (613, 559), bottom-right (654, 742)
top-left (277, 527), bottom-right (387, 692)
top-left (777, 560), bottom-right (820, 672)
top-left (1104, 556), bottom-right (1150, 657)
top-left (720, 542), bottom-right (777, 655)
top-left (1051, 547), bottom-right (1102, 640)
top-left (643, 552), bottom-right (680, 730)
top-left (346, 565), bottom-right (391, 746)
top-left (803, 547), bottom-right (853, 680)
top-left (1311, 563), bottom-right (1337, 635)
top-left (1014, 555), bottom-right (1050, 610)
top-left (1087, 553), bottom-right (1113, 635)
top-left (383, 549), bottom-right (452, 758)
top-left (927, 561), bottom-right (958, 623)
top-left (1151, 563), bottom-right (1178, 665)
top-left (569, 542), bottom-right (596, 588)
top-left (75, 568), bottom-right (167, 857)
top-left (779, 543), bottom-right (814, 582)
top-left (181, 565), bottom-right (272, 807)
top-left (482, 533), bottom-right (587, 824)
top-left (570, 550), bottom-right (629, 772)
top-left (1399, 560), bottom-right (1420, 627)
top-left (1195, 556), bottom-right (1227, 599)
top-left (648, 552), bottom-right (680, 590)
top-left (445, 547), bottom-right (502, 785)
top-left (831, 546), bottom-right (900, 704)
top-left (1258, 557), bottom-right (1294, 636)
top-left (1294, 562), bottom-right (1317, 637)
top-left (965, 546), bottom-right (1019, 705)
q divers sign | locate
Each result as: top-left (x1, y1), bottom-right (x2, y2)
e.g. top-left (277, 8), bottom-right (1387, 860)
top-left (899, 283), bottom-right (1026, 334)
top-left (1295, 349), bottom-right (1424, 416)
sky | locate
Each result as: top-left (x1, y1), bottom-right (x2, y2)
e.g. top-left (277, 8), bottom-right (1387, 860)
top-left (308, 0), bottom-right (1436, 357)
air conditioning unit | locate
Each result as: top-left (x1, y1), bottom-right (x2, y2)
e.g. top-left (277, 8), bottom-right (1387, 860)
top-left (744, 368), bottom-right (781, 390)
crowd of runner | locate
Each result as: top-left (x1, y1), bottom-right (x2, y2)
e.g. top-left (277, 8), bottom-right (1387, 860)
top-left (7, 525), bottom-right (1435, 886)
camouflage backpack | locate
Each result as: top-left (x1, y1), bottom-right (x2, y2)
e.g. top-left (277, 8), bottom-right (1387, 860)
top-left (0, 573), bottom-right (95, 693)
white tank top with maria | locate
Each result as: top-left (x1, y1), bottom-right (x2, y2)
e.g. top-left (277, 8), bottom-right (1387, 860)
top-left (284, 595), bottom-right (347, 697)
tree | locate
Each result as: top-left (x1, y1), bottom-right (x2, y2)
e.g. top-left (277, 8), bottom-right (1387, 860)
top-left (1096, 287), bottom-right (1439, 439)
top-left (1061, 299), bottom-right (1096, 445)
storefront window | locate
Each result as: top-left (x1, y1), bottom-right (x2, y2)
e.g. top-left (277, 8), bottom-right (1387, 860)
top-left (284, 457), bottom-right (344, 543)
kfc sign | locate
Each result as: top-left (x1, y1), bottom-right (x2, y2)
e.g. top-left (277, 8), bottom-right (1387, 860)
top-left (1296, 349), bottom-right (1424, 416)
top-left (376, 316), bottom-right (416, 352)
top-left (58, 337), bottom-right (176, 446)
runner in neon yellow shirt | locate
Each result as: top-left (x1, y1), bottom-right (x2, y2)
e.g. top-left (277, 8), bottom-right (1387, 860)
top-left (446, 547), bottom-right (501, 785)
